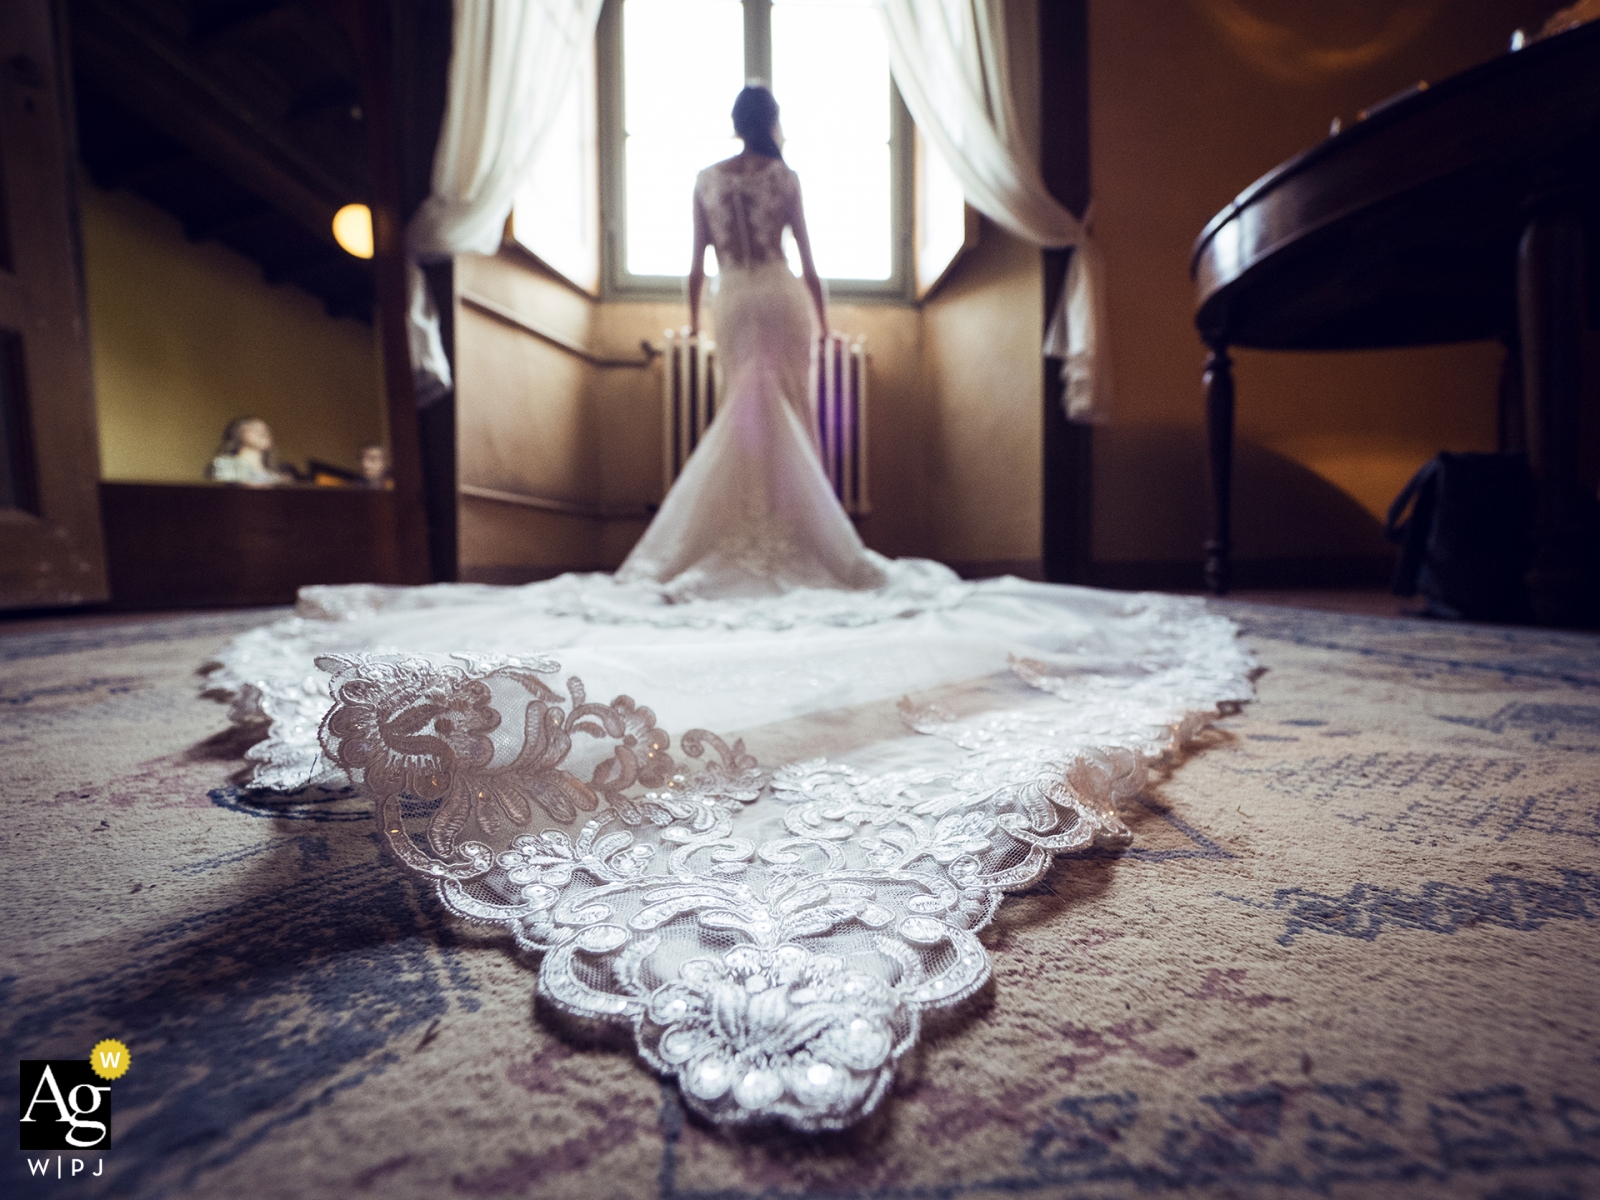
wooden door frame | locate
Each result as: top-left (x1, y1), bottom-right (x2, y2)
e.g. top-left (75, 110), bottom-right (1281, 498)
top-left (0, 0), bottom-right (108, 609)
top-left (1039, 0), bottom-right (1094, 584)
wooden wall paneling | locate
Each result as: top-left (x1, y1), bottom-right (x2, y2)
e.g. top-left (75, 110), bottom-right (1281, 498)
top-left (100, 482), bottom-right (402, 608)
top-left (458, 305), bottom-right (597, 501)
top-left (453, 253), bottom-right (606, 579)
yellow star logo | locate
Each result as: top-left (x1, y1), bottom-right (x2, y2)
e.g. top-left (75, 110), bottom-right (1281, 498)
top-left (90, 1039), bottom-right (131, 1081)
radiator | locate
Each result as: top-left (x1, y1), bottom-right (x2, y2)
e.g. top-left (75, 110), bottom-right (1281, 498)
top-left (659, 329), bottom-right (870, 516)
top-left (813, 331), bottom-right (871, 516)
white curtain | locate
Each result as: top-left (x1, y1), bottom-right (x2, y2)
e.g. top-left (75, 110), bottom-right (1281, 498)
top-left (880, 0), bottom-right (1110, 422)
top-left (406, 0), bottom-right (605, 404)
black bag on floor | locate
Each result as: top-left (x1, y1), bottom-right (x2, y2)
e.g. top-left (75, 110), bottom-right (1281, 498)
top-left (1384, 451), bottom-right (1534, 622)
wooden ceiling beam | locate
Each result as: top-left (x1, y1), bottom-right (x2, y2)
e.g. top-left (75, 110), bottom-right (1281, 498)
top-left (188, 2), bottom-right (295, 49)
top-left (282, 77), bottom-right (360, 124)
top-left (260, 244), bottom-right (342, 285)
top-left (183, 200), bottom-right (277, 242)
top-left (322, 292), bottom-right (372, 322)
top-left (90, 148), bottom-right (191, 191)
top-left (195, 1), bottom-right (363, 86)
top-left (71, 0), bottom-right (360, 247)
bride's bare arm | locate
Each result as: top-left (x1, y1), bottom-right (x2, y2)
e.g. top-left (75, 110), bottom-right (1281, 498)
top-left (688, 193), bottom-right (711, 334)
top-left (789, 186), bottom-right (827, 333)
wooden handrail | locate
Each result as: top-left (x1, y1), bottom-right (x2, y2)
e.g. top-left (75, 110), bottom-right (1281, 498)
top-left (459, 292), bottom-right (660, 369)
top-left (459, 483), bottom-right (652, 521)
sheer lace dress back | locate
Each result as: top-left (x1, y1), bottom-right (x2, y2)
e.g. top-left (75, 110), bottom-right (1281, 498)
top-left (696, 157), bottom-right (797, 267)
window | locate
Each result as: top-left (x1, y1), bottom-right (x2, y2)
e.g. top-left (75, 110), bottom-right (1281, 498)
top-left (599, 0), bottom-right (965, 300)
top-left (769, 0), bottom-right (895, 282)
top-left (514, 0), bottom-right (970, 301)
top-left (510, 31), bottom-right (602, 294)
top-left (612, 0), bottom-right (746, 281)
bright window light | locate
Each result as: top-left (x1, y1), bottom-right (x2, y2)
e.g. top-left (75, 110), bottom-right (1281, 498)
top-left (512, 30), bottom-right (600, 292)
top-left (771, 0), bottom-right (893, 281)
top-left (610, 0), bottom-right (966, 292)
top-left (916, 128), bottom-right (968, 295)
top-left (622, 0), bottom-right (743, 277)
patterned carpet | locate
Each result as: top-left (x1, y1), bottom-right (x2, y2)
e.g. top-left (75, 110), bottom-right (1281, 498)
top-left (2, 599), bottom-right (1597, 1199)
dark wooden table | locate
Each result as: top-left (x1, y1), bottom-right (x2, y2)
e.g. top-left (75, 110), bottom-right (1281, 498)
top-left (1191, 20), bottom-right (1600, 623)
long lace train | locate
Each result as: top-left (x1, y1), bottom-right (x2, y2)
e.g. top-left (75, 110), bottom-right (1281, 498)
top-left (208, 576), bottom-right (1253, 1130)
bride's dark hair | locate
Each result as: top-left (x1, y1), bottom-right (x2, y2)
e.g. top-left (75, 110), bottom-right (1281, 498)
top-left (731, 85), bottom-right (783, 160)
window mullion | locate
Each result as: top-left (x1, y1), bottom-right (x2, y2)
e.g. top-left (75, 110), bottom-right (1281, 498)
top-left (743, 0), bottom-right (771, 85)
top-left (598, 0), bottom-right (626, 296)
top-left (891, 78), bottom-right (912, 299)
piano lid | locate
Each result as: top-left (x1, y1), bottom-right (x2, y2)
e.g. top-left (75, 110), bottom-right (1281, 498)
top-left (1191, 19), bottom-right (1600, 351)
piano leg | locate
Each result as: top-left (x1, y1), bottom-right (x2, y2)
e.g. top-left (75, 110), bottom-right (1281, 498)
top-left (1204, 344), bottom-right (1235, 595)
top-left (1495, 333), bottom-right (1525, 455)
top-left (1517, 211), bottom-right (1588, 626)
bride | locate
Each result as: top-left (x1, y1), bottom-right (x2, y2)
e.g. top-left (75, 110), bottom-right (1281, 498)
top-left (208, 85), bottom-right (1253, 1134)
top-left (615, 85), bottom-right (887, 598)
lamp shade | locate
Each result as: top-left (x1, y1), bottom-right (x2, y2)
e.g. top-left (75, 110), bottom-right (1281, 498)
top-left (332, 203), bottom-right (374, 258)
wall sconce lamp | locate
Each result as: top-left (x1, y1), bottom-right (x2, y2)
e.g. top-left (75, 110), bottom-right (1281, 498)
top-left (332, 203), bottom-right (374, 258)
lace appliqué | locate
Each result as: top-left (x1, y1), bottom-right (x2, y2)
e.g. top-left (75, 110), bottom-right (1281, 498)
top-left (207, 569), bottom-right (972, 789)
top-left (645, 491), bottom-right (888, 601)
top-left (696, 158), bottom-right (798, 267)
top-left (316, 627), bottom-right (1253, 1132)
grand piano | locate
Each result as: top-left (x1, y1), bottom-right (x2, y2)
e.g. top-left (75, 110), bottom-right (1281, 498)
top-left (1191, 18), bottom-right (1600, 624)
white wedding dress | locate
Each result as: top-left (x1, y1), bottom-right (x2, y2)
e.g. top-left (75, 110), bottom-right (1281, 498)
top-left (617, 157), bottom-right (887, 598)
top-left (208, 156), bottom-right (1255, 1133)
